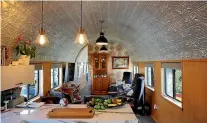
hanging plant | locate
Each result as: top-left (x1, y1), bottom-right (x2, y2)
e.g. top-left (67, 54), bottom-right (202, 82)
top-left (14, 35), bottom-right (36, 58)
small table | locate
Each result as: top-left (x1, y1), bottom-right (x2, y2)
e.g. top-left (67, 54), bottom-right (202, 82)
top-left (1, 104), bottom-right (140, 123)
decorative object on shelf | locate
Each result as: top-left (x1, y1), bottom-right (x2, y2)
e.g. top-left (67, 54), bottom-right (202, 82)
top-left (96, 20), bottom-right (108, 45)
top-left (88, 44), bottom-right (93, 52)
top-left (99, 45), bottom-right (108, 53)
top-left (59, 98), bottom-right (69, 107)
top-left (112, 56), bottom-right (129, 69)
top-left (19, 55), bottom-right (30, 65)
top-left (116, 45), bottom-right (123, 52)
top-left (1, 45), bottom-right (12, 66)
top-left (75, 0), bottom-right (88, 45)
top-left (36, 0), bottom-right (49, 46)
top-left (14, 35), bottom-right (36, 65)
top-left (110, 45), bottom-right (115, 50)
top-left (95, 45), bottom-right (99, 52)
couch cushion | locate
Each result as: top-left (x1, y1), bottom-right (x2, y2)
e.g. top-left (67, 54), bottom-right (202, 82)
top-left (49, 90), bottom-right (63, 98)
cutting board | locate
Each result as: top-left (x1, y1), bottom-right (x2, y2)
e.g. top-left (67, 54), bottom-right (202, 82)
top-left (47, 108), bottom-right (94, 118)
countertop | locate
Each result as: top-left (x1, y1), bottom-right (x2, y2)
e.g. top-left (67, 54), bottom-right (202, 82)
top-left (1, 104), bottom-right (139, 123)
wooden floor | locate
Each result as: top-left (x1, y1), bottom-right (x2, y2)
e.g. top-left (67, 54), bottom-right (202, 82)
top-left (136, 116), bottom-right (156, 123)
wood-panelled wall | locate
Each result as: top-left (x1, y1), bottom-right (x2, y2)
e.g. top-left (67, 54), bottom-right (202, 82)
top-left (136, 60), bottom-right (207, 123)
top-left (42, 62), bottom-right (51, 96)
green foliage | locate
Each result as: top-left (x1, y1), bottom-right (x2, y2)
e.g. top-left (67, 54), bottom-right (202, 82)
top-left (175, 70), bottom-right (182, 94)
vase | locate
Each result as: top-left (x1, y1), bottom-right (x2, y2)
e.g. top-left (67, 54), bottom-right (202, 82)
top-left (59, 98), bottom-right (69, 107)
top-left (19, 55), bottom-right (30, 65)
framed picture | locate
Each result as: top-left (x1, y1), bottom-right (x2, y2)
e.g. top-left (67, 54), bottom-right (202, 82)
top-left (112, 56), bottom-right (129, 69)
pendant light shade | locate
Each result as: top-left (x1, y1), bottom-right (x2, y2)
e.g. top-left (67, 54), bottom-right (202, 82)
top-left (96, 32), bottom-right (108, 45)
top-left (36, 1), bottom-right (49, 46)
top-left (96, 20), bottom-right (108, 45)
top-left (75, 27), bottom-right (88, 45)
top-left (99, 45), bottom-right (108, 52)
top-left (75, 1), bottom-right (88, 45)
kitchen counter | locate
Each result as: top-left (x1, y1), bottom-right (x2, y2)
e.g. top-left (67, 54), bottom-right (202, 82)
top-left (1, 104), bottom-right (139, 123)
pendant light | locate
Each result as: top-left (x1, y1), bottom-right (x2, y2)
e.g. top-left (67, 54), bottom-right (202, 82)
top-left (36, 1), bottom-right (49, 46)
top-left (96, 20), bottom-right (108, 45)
top-left (99, 45), bottom-right (108, 53)
top-left (75, 1), bottom-right (88, 45)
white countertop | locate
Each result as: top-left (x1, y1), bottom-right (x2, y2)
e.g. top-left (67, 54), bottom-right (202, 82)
top-left (1, 104), bottom-right (139, 123)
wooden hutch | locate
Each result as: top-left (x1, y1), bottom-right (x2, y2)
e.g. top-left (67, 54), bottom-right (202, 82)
top-left (91, 53), bottom-right (110, 95)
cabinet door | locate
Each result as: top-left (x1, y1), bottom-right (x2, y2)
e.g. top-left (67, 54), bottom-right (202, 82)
top-left (1, 65), bottom-right (34, 91)
top-left (94, 54), bottom-right (99, 69)
top-left (94, 78), bottom-right (102, 92)
top-left (102, 78), bottom-right (109, 92)
top-left (99, 54), bottom-right (107, 69)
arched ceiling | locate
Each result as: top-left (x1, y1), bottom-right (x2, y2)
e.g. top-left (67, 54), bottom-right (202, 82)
top-left (1, 1), bottom-right (207, 62)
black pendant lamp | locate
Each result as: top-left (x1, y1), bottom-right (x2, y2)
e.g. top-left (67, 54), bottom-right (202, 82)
top-left (99, 45), bottom-right (108, 52)
top-left (96, 20), bottom-right (108, 45)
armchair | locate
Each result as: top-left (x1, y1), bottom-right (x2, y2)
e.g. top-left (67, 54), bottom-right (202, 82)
top-left (122, 72), bottom-right (132, 84)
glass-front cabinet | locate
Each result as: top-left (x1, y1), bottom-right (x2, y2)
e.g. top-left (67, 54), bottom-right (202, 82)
top-left (93, 53), bottom-right (107, 70)
top-left (92, 53), bottom-right (110, 95)
top-left (94, 54), bottom-right (99, 69)
top-left (100, 54), bottom-right (107, 69)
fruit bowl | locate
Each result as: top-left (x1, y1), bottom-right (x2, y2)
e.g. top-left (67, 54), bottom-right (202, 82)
top-left (87, 97), bottom-right (126, 110)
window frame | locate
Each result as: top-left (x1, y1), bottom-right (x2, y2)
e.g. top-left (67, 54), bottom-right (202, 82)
top-left (27, 70), bottom-right (40, 100)
top-left (133, 65), bottom-right (139, 75)
top-left (51, 68), bottom-right (60, 89)
top-left (164, 68), bottom-right (182, 103)
top-left (145, 67), bottom-right (154, 90)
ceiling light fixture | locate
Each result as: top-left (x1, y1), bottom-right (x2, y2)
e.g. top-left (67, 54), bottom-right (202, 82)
top-left (75, 1), bottom-right (88, 45)
top-left (96, 20), bottom-right (108, 45)
top-left (99, 45), bottom-right (108, 53)
top-left (36, 1), bottom-right (49, 46)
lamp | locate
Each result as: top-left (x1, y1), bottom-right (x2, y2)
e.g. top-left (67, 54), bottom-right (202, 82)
top-left (99, 45), bottom-right (108, 53)
top-left (96, 20), bottom-right (108, 45)
top-left (36, 1), bottom-right (49, 46)
top-left (75, 1), bottom-right (88, 45)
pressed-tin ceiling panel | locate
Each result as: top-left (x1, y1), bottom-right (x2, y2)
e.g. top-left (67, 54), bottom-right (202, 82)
top-left (1, 1), bottom-right (207, 62)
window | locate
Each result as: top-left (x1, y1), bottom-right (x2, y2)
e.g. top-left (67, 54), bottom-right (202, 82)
top-left (145, 63), bottom-right (154, 89)
top-left (21, 70), bottom-right (40, 100)
top-left (51, 68), bottom-right (60, 88)
top-left (164, 68), bottom-right (182, 102)
top-left (162, 62), bottom-right (182, 107)
top-left (86, 63), bottom-right (88, 73)
top-left (28, 70), bottom-right (40, 99)
top-left (83, 64), bottom-right (85, 73)
top-left (133, 65), bottom-right (139, 75)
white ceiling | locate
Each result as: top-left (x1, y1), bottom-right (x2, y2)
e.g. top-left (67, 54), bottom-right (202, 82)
top-left (1, 1), bottom-right (207, 62)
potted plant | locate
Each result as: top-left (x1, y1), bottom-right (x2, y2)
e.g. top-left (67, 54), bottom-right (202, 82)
top-left (14, 35), bottom-right (36, 65)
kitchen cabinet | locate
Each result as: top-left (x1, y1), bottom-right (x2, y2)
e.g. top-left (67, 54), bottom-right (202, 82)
top-left (1, 65), bottom-right (35, 91)
top-left (91, 53), bottom-right (110, 95)
top-left (93, 77), bottom-right (110, 94)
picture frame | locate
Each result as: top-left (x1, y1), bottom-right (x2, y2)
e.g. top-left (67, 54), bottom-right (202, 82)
top-left (112, 56), bottom-right (129, 69)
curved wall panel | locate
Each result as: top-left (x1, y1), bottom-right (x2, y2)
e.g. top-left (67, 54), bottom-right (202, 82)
top-left (1, 1), bottom-right (207, 62)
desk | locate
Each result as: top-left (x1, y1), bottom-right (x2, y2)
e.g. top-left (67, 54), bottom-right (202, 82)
top-left (1, 104), bottom-right (139, 123)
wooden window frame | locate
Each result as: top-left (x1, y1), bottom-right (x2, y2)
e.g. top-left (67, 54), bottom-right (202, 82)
top-left (164, 69), bottom-right (182, 102)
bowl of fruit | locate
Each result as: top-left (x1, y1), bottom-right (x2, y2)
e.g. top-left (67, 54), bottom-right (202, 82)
top-left (87, 97), bottom-right (126, 110)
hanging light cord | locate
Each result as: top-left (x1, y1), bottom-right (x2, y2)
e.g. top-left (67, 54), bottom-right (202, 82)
top-left (101, 21), bottom-right (102, 32)
top-left (100, 20), bottom-right (104, 32)
top-left (41, 0), bottom-right (44, 29)
top-left (81, 0), bottom-right (82, 28)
